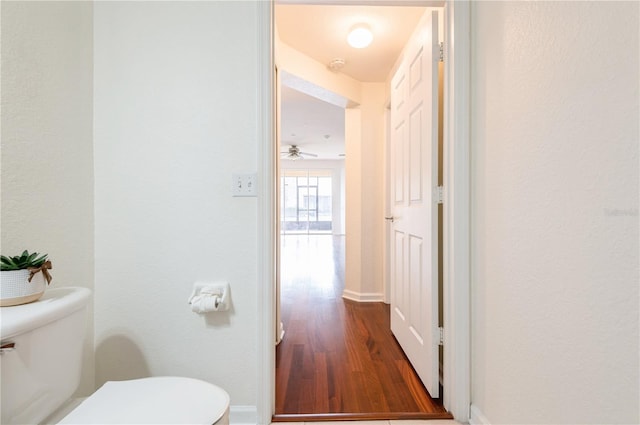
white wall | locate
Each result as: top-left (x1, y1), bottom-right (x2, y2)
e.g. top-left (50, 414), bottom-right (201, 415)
top-left (344, 108), bottom-right (363, 299)
top-left (352, 83), bottom-right (387, 300)
top-left (470, 2), bottom-right (639, 424)
top-left (93, 1), bottom-right (258, 412)
top-left (0, 1), bottom-right (95, 396)
top-left (342, 90), bottom-right (387, 302)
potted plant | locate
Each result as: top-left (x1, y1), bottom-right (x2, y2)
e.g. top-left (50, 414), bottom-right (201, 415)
top-left (1, 250), bottom-right (53, 307)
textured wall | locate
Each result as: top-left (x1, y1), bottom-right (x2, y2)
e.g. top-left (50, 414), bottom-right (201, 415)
top-left (470, 1), bottom-right (639, 423)
top-left (1, 1), bottom-right (95, 396)
top-left (93, 1), bottom-right (258, 410)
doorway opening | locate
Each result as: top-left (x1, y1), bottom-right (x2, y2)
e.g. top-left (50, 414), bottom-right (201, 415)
top-left (273, 1), bottom-right (450, 421)
top-left (258, 2), bottom-right (472, 423)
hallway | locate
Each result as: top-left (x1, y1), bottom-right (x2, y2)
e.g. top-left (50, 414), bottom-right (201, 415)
top-left (274, 235), bottom-right (450, 421)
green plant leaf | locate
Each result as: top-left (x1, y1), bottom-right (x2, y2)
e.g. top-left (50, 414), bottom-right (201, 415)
top-left (32, 253), bottom-right (48, 267)
top-left (0, 255), bottom-right (19, 270)
top-left (1, 251), bottom-right (49, 270)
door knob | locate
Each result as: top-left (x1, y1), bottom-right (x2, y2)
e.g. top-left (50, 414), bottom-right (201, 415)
top-left (385, 216), bottom-right (395, 223)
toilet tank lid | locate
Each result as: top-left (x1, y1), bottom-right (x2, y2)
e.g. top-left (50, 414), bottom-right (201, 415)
top-left (58, 377), bottom-right (230, 424)
top-left (0, 287), bottom-right (91, 339)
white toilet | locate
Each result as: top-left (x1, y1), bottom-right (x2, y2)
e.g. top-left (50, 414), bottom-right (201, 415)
top-left (0, 287), bottom-right (230, 424)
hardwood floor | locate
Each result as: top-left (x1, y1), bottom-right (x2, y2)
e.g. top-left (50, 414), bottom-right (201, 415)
top-left (274, 235), bottom-right (451, 421)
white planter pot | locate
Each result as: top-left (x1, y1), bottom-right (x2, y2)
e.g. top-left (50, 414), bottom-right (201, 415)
top-left (0, 269), bottom-right (47, 307)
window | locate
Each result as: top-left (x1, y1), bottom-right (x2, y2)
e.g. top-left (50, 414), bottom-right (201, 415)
top-left (281, 169), bottom-right (332, 234)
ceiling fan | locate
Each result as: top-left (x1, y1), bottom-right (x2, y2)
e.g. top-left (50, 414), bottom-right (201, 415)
top-left (280, 145), bottom-right (318, 160)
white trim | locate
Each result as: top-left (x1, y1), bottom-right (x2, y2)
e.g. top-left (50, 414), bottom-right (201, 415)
top-left (442, 0), bottom-right (471, 422)
top-left (229, 405), bottom-right (258, 425)
top-left (342, 289), bottom-right (385, 303)
top-left (256, 1), bottom-right (275, 424)
top-left (469, 405), bottom-right (491, 425)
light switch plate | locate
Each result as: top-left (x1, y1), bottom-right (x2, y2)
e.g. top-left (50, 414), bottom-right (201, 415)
top-left (232, 173), bottom-right (257, 197)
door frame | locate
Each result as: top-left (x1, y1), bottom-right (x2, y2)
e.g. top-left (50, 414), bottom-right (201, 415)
top-left (256, 1), bottom-right (471, 423)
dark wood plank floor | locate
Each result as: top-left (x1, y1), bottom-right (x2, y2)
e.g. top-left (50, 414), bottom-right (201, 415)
top-left (274, 235), bottom-right (451, 421)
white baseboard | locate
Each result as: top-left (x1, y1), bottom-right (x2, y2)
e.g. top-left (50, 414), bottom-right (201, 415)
top-left (229, 405), bottom-right (257, 425)
top-left (469, 404), bottom-right (491, 425)
top-left (342, 289), bottom-right (384, 302)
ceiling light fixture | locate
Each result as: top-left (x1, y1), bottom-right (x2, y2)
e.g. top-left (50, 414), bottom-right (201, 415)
top-left (348, 24), bottom-right (373, 49)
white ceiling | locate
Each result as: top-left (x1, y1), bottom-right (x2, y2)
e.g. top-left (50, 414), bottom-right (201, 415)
top-left (276, 4), bottom-right (426, 83)
top-left (276, 3), bottom-right (427, 160)
top-left (280, 85), bottom-right (346, 160)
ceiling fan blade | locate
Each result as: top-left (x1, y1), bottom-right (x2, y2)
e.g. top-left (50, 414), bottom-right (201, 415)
top-left (299, 151), bottom-right (318, 157)
top-left (281, 152), bottom-right (300, 160)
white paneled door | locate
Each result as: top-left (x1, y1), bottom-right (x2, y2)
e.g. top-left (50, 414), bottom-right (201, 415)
top-left (389, 10), bottom-right (440, 398)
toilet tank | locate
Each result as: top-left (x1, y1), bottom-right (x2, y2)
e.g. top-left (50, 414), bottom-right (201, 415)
top-left (1, 287), bottom-right (91, 425)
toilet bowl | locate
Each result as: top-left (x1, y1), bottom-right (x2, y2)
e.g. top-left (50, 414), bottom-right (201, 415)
top-left (0, 287), bottom-right (230, 425)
